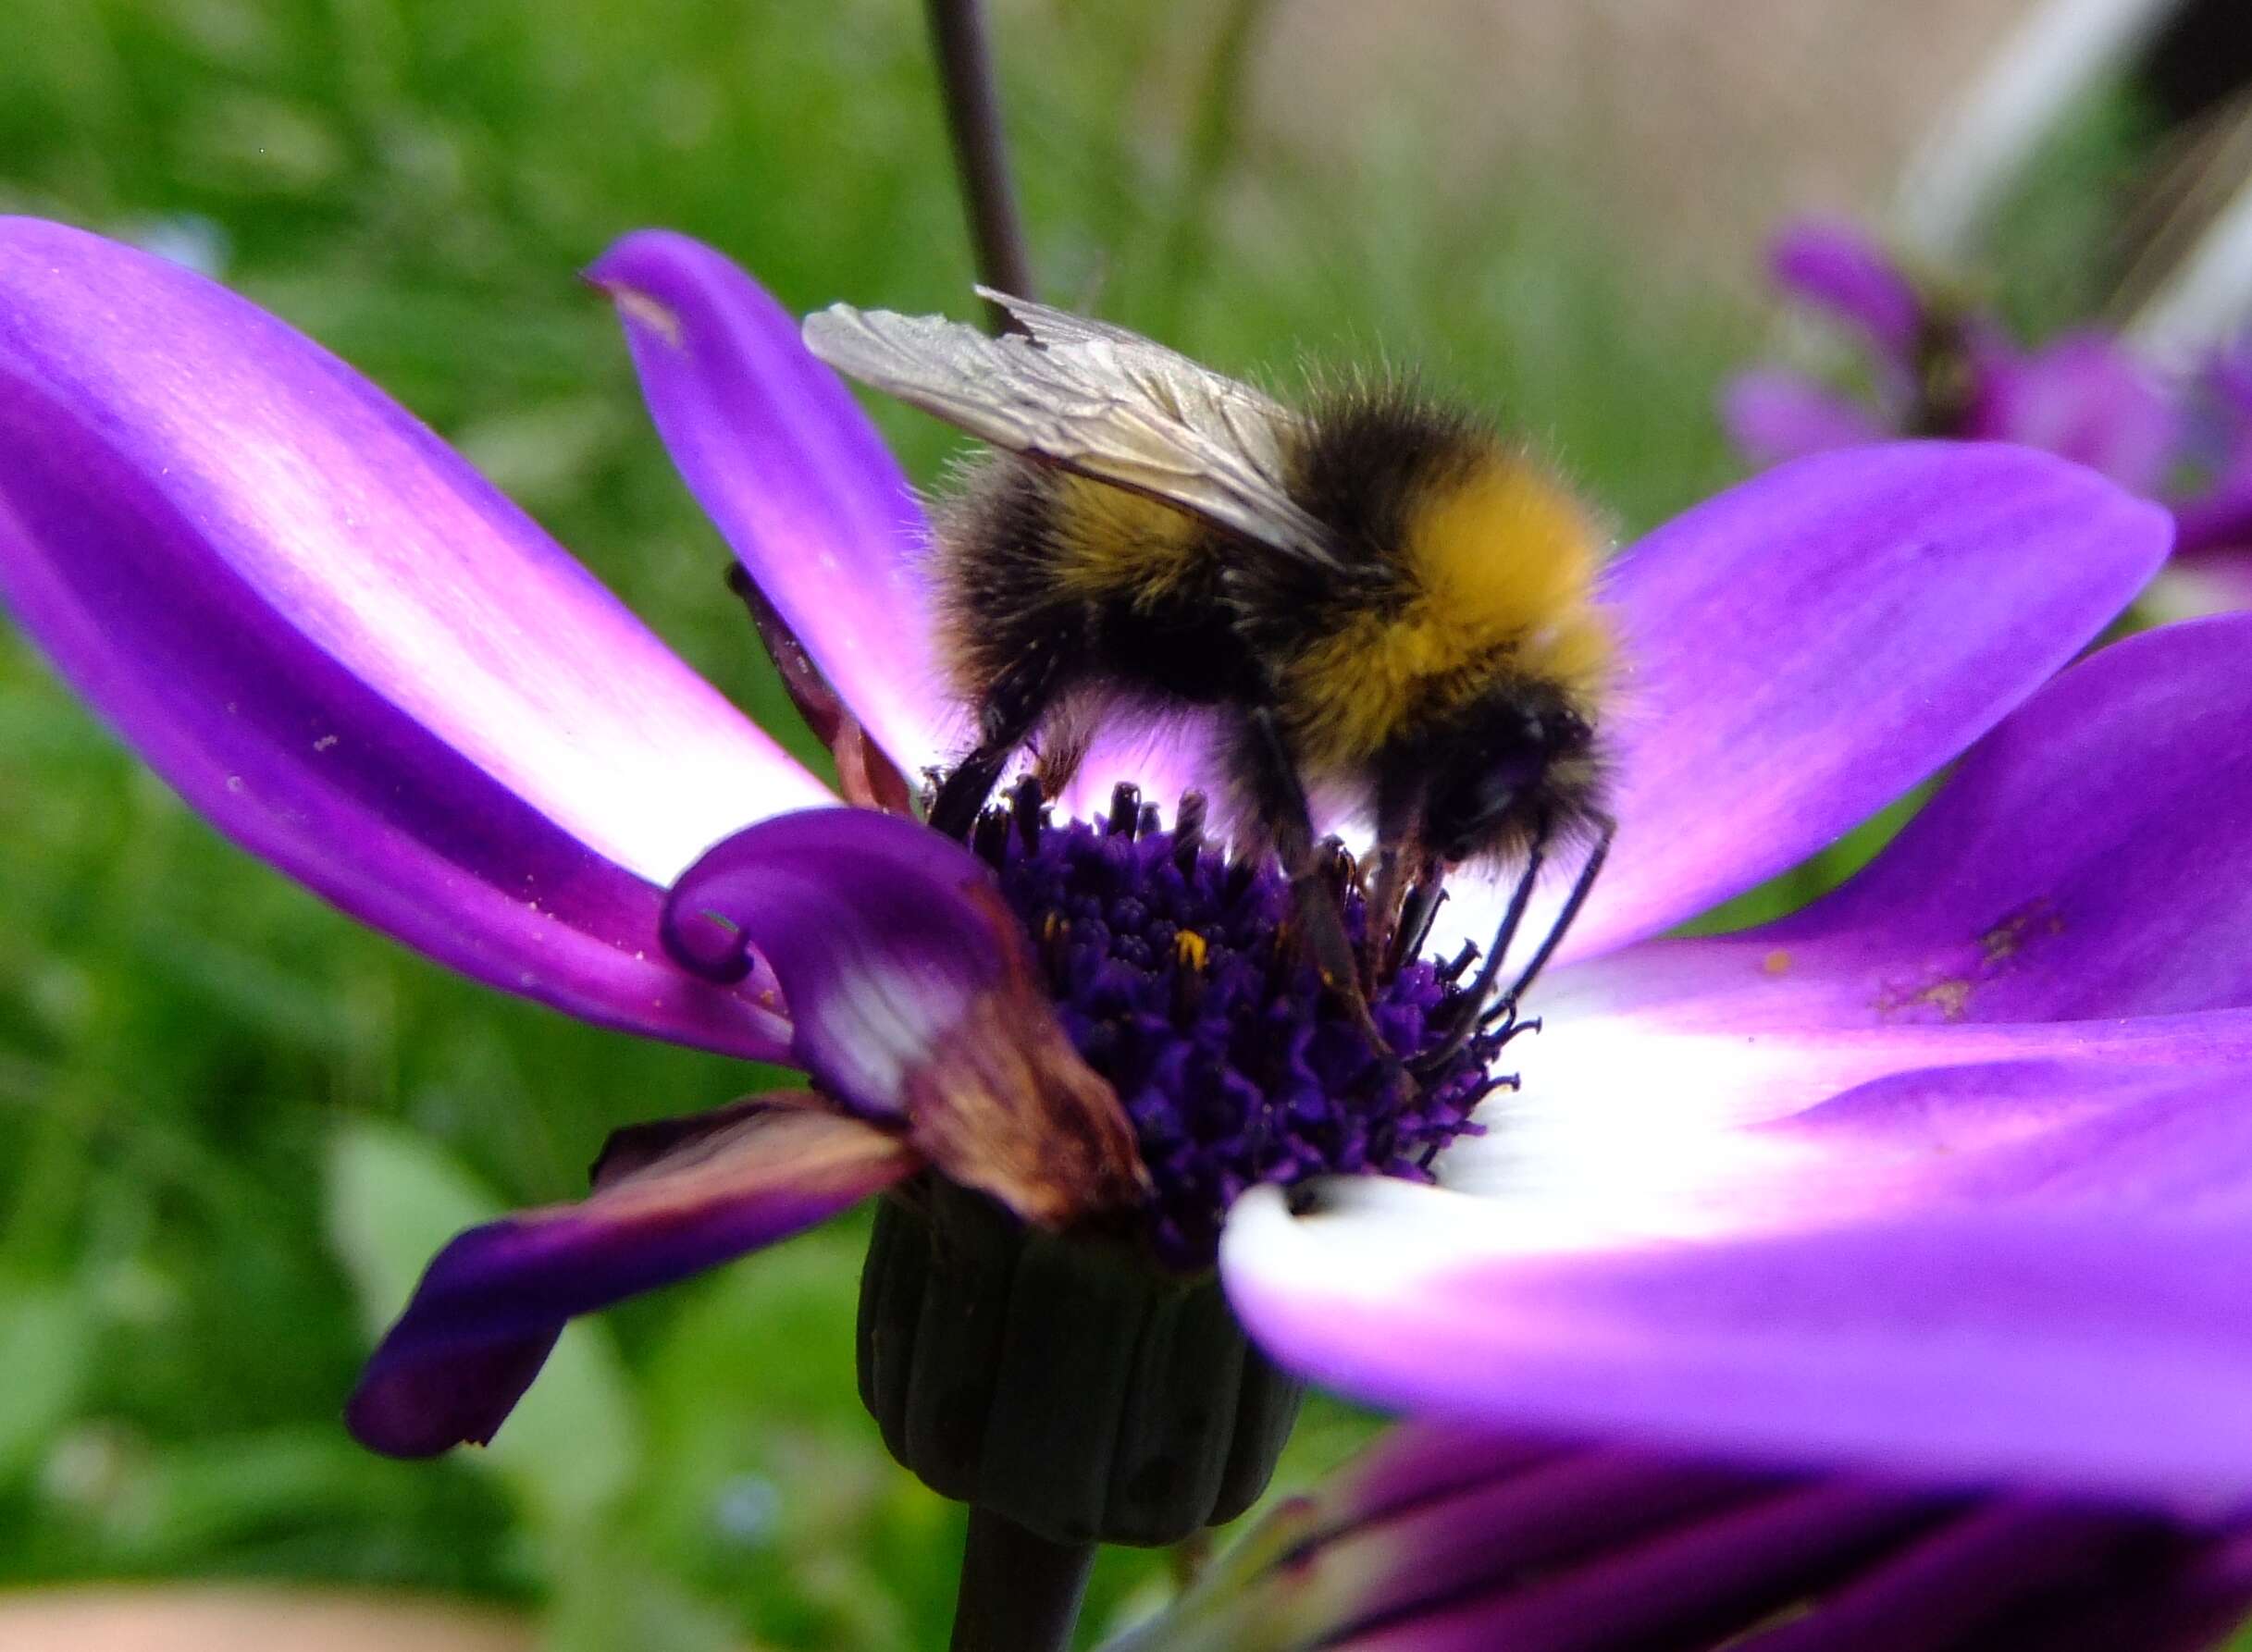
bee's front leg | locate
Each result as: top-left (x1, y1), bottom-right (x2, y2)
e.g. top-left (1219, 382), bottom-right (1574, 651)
top-left (1237, 706), bottom-right (1388, 1048)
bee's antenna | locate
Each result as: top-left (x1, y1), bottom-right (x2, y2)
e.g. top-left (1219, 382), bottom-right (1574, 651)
top-left (1495, 813), bottom-right (1614, 1012)
top-left (1413, 814), bottom-right (1613, 1074)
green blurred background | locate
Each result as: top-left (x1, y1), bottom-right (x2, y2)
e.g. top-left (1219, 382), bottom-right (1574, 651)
top-left (0, 0), bottom-right (2179, 1646)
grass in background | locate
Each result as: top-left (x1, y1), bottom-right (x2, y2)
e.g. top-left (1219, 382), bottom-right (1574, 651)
top-left (0, 0), bottom-right (1780, 1645)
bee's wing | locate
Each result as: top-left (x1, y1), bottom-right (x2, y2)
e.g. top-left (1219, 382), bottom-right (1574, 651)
top-left (803, 298), bottom-right (1342, 570)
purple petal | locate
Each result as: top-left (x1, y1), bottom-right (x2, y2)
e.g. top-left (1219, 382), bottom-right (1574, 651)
top-left (1770, 219), bottom-right (1924, 363)
top-left (1972, 333), bottom-right (2181, 495)
top-left (1566, 613), bottom-right (2252, 1026)
top-left (589, 231), bottom-right (957, 778)
top-left (0, 216), bottom-right (827, 1056)
top-left (2172, 472), bottom-right (2252, 562)
top-left (1444, 1046), bottom-right (2252, 1255)
top-left (347, 1097), bottom-right (913, 1457)
top-left (662, 807), bottom-right (1145, 1225)
top-left (1222, 1177), bottom-right (2252, 1501)
top-left (1123, 1420), bottom-right (2252, 1652)
top-left (1720, 369), bottom-right (1891, 468)
top-left (1483, 442), bottom-right (2170, 968)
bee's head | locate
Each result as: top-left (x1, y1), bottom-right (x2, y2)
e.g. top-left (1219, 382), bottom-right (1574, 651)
top-left (1410, 687), bottom-right (1603, 866)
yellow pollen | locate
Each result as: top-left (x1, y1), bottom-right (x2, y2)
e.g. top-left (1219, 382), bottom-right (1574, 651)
top-left (1174, 930), bottom-right (1209, 969)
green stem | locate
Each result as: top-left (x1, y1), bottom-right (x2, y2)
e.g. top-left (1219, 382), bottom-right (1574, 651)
top-left (923, 0), bottom-right (1037, 331)
top-left (948, 1505), bottom-right (1097, 1652)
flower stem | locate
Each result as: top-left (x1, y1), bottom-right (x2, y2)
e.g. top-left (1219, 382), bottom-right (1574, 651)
top-left (948, 1505), bottom-right (1097, 1652)
top-left (922, 0), bottom-right (1038, 331)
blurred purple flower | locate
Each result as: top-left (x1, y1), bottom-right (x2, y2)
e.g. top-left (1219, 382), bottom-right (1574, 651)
top-left (1725, 218), bottom-right (2179, 496)
top-left (2158, 341), bottom-right (2252, 617)
top-left (1107, 1423), bottom-right (2252, 1652)
top-left (8, 219), bottom-right (2251, 1617)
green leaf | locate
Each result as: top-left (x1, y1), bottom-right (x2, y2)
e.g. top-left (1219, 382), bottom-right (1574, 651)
top-left (324, 1118), bottom-right (640, 1531)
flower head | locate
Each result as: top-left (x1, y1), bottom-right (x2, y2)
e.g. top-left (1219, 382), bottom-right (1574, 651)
top-left (11, 217), bottom-right (2250, 1561)
top-left (1725, 217), bottom-right (2179, 497)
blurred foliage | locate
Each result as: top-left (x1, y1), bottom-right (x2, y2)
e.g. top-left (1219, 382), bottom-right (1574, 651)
top-left (0, 0), bottom-right (2158, 1646)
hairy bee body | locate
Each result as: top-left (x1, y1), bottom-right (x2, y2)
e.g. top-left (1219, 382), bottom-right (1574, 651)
top-left (805, 291), bottom-right (1619, 1005)
top-left (929, 383), bottom-right (1612, 865)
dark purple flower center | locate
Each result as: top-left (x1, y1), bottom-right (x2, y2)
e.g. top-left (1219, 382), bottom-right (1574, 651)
top-left (972, 780), bottom-right (1514, 1268)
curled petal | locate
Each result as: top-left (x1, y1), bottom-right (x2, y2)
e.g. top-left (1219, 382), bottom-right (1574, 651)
top-left (1221, 1176), bottom-right (2252, 1502)
top-left (1770, 219), bottom-right (1924, 362)
top-left (1111, 1422), bottom-right (2252, 1652)
top-left (1466, 442), bottom-right (2169, 968)
top-left (347, 1097), bottom-right (914, 1458)
top-left (0, 217), bottom-right (823, 1055)
top-left (1719, 369), bottom-right (1889, 467)
top-left (662, 808), bottom-right (1146, 1224)
top-left (590, 230), bottom-right (956, 780)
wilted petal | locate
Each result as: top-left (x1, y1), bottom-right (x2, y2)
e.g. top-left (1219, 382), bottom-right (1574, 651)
top-left (1121, 1419), bottom-right (2251, 1652)
top-left (590, 230), bottom-right (956, 778)
top-left (0, 217), bottom-right (823, 1055)
top-left (348, 1097), bottom-right (913, 1457)
top-left (1222, 1175), bottom-right (2252, 1501)
top-left (1719, 369), bottom-right (1888, 467)
top-left (662, 808), bottom-right (1146, 1224)
top-left (1770, 219), bottom-right (1924, 361)
top-left (1478, 443), bottom-right (2169, 968)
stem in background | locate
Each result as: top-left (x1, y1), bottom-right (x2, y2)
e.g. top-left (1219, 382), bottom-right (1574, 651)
top-left (948, 1505), bottom-right (1098, 1652)
top-left (924, 0), bottom-right (1038, 332)
top-left (1150, 0), bottom-right (1272, 338)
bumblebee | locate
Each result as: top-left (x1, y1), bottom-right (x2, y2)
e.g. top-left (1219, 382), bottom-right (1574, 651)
top-left (804, 291), bottom-right (1615, 1054)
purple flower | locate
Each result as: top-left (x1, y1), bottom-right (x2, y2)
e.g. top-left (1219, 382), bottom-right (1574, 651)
top-left (1107, 1423), bottom-right (2252, 1652)
top-left (2158, 341), bottom-right (2252, 618)
top-left (1725, 218), bottom-right (2179, 497)
top-left (6, 216), bottom-right (2243, 1565)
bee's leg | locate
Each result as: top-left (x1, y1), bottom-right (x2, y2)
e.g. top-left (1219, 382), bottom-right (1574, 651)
top-left (1385, 866), bottom-right (1448, 980)
top-left (928, 647), bottom-right (1066, 840)
top-left (1351, 845), bottom-right (1404, 990)
top-left (1239, 707), bottom-right (1376, 1031)
top-left (1362, 776), bottom-right (1429, 987)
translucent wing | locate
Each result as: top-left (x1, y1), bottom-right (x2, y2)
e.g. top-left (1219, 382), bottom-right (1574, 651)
top-left (803, 294), bottom-right (1341, 569)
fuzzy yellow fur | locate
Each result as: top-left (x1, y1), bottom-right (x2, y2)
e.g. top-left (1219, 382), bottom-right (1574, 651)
top-left (1284, 455), bottom-right (1611, 767)
top-left (1048, 475), bottom-right (1208, 606)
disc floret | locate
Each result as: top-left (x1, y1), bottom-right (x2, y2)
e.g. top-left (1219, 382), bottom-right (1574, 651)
top-left (973, 780), bottom-right (1516, 1267)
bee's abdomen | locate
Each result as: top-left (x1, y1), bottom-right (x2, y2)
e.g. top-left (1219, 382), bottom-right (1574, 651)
top-left (930, 458), bottom-right (1243, 707)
